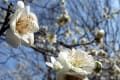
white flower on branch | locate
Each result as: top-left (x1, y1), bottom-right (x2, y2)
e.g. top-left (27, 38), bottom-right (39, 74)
top-left (46, 48), bottom-right (95, 80)
top-left (6, 1), bottom-right (39, 48)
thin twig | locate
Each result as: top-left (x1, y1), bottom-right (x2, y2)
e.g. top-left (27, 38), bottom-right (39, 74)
top-left (57, 39), bottom-right (95, 49)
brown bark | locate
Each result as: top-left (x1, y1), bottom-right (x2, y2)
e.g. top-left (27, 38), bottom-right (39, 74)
top-left (65, 74), bottom-right (83, 80)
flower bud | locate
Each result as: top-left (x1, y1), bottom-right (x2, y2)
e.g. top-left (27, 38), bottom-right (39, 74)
top-left (57, 12), bottom-right (70, 26)
top-left (94, 61), bottom-right (102, 73)
top-left (95, 29), bottom-right (105, 44)
top-left (96, 29), bottom-right (105, 39)
top-left (90, 49), bottom-right (97, 56)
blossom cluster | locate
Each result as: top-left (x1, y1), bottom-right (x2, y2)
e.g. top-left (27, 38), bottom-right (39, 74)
top-left (6, 1), bottom-right (39, 48)
top-left (46, 48), bottom-right (96, 80)
top-left (5, 1), bottom-right (120, 80)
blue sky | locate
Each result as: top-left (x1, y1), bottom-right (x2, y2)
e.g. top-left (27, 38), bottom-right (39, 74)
top-left (0, 0), bottom-right (120, 79)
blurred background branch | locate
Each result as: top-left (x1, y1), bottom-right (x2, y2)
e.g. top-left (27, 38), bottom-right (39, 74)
top-left (0, 0), bottom-right (120, 80)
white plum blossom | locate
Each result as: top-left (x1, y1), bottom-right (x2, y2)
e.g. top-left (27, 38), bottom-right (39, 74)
top-left (58, 48), bottom-right (95, 75)
top-left (46, 48), bottom-right (95, 80)
top-left (6, 1), bottom-right (39, 48)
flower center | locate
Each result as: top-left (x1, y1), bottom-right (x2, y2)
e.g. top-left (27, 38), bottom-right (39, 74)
top-left (69, 53), bottom-right (87, 68)
top-left (16, 16), bottom-right (34, 35)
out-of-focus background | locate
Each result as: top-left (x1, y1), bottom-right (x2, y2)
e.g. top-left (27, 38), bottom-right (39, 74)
top-left (0, 0), bottom-right (120, 80)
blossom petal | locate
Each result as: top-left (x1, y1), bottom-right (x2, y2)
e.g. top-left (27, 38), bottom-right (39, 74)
top-left (20, 6), bottom-right (30, 17)
top-left (57, 50), bottom-right (70, 69)
top-left (46, 62), bottom-right (54, 68)
top-left (10, 9), bottom-right (23, 32)
top-left (29, 12), bottom-right (38, 22)
top-left (16, 1), bottom-right (24, 9)
top-left (29, 20), bottom-right (39, 32)
top-left (10, 16), bottom-right (16, 32)
top-left (70, 66), bottom-right (88, 76)
top-left (6, 29), bottom-right (21, 48)
top-left (54, 61), bottom-right (63, 71)
top-left (25, 6), bottom-right (30, 15)
top-left (21, 33), bottom-right (34, 46)
top-left (28, 13), bottom-right (39, 32)
top-left (51, 56), bottom-right (56, 63)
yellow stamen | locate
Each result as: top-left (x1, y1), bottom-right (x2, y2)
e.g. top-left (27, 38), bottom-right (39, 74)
top-left (16, 16), bottom-right (34, 35)
top-left (69, 53), bottom-right (87, 67)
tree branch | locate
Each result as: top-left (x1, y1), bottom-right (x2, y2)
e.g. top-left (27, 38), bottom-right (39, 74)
top-left (0, 3), bottom-right (14, 36)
